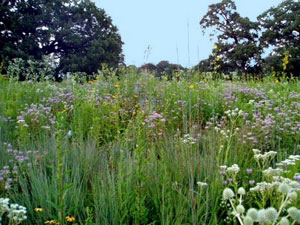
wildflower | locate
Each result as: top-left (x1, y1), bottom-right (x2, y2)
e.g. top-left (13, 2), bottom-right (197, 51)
top-left (222, 188), bottom-right (234, 200)
top-left (265, 207), bottom-right (277, 223)
top-left (236, 204), bottom-right (245, 214)
top-left (220, 170), bottom-right (226, 175)
top-left (65, 215), bottom-right (76, 222)
top-left (189, 84), bottom-right (195, 89)
top-left (288, 207), bottom-right (300, 222)
top-left (290, 181), bottom-right (300, 188)
top-left (243, 216), bottom-right (254, 225)
top-left (288, 207), bottom-right (298, 217)
top-left (247, 208), bottom-right (258, 221)
top-left (238, 187), bottom-right (246, 195)
top-left (34, 207), bottom-right (43, 212)
top-left (227, 164), bottom-right (240, 174)
top-left (246, 168), bottom-right (253, 174)
top-left (45, 219), bottom-right (60, 225)
top-left (257, 209), bottom-right (271, 224)
top-left (279, 217), bottom-right (290, 225)
top-left (197, 182), bottom-right (208, 187)
top-left (289, 191), bottom-right (298, 201)
top-left (114, 84), bottom-right (120, 88)
top-left (252, 149), bottom-right (261, 154)
top-left (7, 203), bottom-right (27, 223)
top-left (294, 174), bottom-right (300, 181)
top-left (278, 183), bottom-right (290, 194)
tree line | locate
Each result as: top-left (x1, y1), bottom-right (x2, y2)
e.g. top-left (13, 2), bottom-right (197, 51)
top-left (197, 0), bottom-right (300, 77)
top-left (0, 0), bottom-right (299, 80)
top-left (0, 0), bottom-right (123, 80)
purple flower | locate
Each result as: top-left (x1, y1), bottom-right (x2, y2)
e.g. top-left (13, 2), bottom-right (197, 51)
top-left (246, 168), bottom-right (253, 173)
top-left (249, 180), bottom-right (255, 185)
top-left (148, 123), bottom-right (155, 128)
top-left (220, 171), bottom-right (226, 176)
top-left (294, 175), bottom-right (300, 181)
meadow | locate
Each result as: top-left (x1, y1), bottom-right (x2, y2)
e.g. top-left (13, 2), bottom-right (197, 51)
top-left (0, 70), bottom-right (299, 225)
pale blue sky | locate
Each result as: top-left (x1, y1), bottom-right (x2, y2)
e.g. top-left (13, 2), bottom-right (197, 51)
top-left (94, 0), bottom-right (282, 67)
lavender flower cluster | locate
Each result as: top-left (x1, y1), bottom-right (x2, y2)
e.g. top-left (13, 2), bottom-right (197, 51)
top-left (16, 103), bottom-right (56, 131)
top-left (0, 143), bottom-right (36, 190)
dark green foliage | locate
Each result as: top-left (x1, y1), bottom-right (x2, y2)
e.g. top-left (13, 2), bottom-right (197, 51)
top-left (140, 63), bottom-right (157, 73)
top-left (200, 0), bottom-right (261, 74)
top-left (0, 0), bottom-right (123, 78)
top-left (194, 56), bottom-right (214, 72)
top-left (155, 60), bottom-right (185, 78)
top-left (258, 0), bottom-right (300, 77)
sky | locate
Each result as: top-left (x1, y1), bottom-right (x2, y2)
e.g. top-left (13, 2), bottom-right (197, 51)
top-left (94, 0), bottom-right (283, 68)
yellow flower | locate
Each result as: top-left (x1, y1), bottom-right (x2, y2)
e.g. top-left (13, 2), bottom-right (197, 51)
top-left (276, 79), bottom-right (279, 84)
top-left (133, 94), bottom-right (139, 98)
top-left (112, 95), bottom-right (117, 99)
top-left (189, 84), bottom-right (195, 89)
top-left (45, 220), bottom-right (59, 225)
top-left (114, 84), bottom-right (120, 88)
top-left (34, 207), bottom-right (43, 212)
top-left (88, 81), bottom-right (93, 84)
top-left (65, 216), bottom-right (76, 223)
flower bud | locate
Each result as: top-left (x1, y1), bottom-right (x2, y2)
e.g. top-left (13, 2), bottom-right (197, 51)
top-left (236, 205), bottom-right (245, 214)
top-left (288, 207), bottom-right (300, 222)
top-left (243, 216), bottom-right (253, 225)
top-left (265, 207), bottom-right (277, 223)
top-left (279, 217), bottom-right (290, 225)
top-left (238, 187), bottom-right (246, 195)
top-left (223, 188), bottom-right (234, 200)
top-left (246, 208), bottom-right (258, 221)
top-left (289, 191), bottom-right (298, 201)
top-left (278, 183), bottom-right (290, 194)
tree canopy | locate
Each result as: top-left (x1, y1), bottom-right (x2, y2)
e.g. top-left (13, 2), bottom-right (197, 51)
top-left (258, 0), bottom-right (300, 76)
top-left (199, 0), bottom-right (300, 77)
top-left (200, 0), bottom-right (261, 74)
top-left (0, 0), bottom-right (124, 77)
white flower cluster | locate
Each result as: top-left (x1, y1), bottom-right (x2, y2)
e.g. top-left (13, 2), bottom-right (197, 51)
top-left (7, 204), bottom-right (27, 224)
top-left (276, 154), bottom-right (300, 167)
top-left (225, 108), bottom-right (244, 118)
top-left (253, 149), bottom-right (277, 169)
top-left (253, 149), bottom-right (277, 161)
top-left (197, 181), bottom-right (208, 187)
top-left (0, 198), bottom-right (27, 225)
top-left (220, 164), bottom-right (240, 175)
top-left (181, 134), bottom-right (197, 145)
top-left (223, 186), bottom-right (300, 225)
top-left (221, 151), bottom-right (300, 225)
top-left (262, 167), bottom-right (283, 177)
top-left (248, 99), bottom-right (255, 105)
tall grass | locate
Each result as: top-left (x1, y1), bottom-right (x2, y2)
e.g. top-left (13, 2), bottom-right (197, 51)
top-left (0, 71), bottom-right (299, 224)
